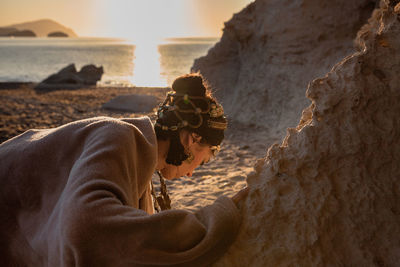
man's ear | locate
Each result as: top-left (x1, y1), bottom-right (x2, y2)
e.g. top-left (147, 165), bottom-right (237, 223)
top-left (179, 130), bottom-right (194, 147)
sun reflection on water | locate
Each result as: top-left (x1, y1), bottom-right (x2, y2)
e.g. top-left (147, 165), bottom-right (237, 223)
top-left (131, 39), bottom-right (168, 87)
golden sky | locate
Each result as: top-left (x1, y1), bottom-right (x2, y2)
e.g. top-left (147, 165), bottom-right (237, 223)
top-left (0, 0), bottom-right (253, 39)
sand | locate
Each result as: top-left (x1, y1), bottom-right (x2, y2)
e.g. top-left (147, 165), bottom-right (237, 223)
top-left (0, 83), bottom-right (268, 211)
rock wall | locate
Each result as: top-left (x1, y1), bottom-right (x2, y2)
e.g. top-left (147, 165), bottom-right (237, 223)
top-left (215, 1), bottom-right (400, 266)
top-left (193, 0), bottom-right (378, 142)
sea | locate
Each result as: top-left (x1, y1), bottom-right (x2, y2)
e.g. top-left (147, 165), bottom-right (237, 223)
top-left (0, 37), bottom-right (218, 87)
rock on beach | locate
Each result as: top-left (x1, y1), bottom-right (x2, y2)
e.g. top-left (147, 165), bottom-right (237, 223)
top-left (35, 64), bottom-right (104, 90)
top-left (102, 94), bottom-right (161, 113)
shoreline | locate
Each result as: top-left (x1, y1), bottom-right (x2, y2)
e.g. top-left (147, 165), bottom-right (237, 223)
top-left (0, 82), bottom-right (36, 89)
top-left (0, 82), bottom-right (169, 90)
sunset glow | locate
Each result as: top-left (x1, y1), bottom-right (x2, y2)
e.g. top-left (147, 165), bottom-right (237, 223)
top-left (98, 0), bottom-right (190, 41)
top-left (132, 40), bottom-right (167, 87)
top-left (0, 0), bottom-right (253, 38)
top-left (0, 0), bottom-right (253, 87)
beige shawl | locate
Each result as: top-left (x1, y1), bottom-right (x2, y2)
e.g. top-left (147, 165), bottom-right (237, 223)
top-left (0, 116), bottom-right (241, 266)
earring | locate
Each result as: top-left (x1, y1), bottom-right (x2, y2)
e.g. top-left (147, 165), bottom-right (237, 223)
top-left (185, 149), bottom-right (195, 164)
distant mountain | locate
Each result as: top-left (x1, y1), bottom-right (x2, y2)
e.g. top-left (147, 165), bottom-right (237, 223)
top-left (0, 27), bottom-right (17, 35)
top-left (48, 31), bottom-right (68, 37)
top-left (8, 30), bottom-right (36, 37)
top-left (1, 19), bottom-right (77, 37)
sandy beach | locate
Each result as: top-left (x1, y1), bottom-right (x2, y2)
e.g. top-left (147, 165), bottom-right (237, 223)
top-left (0, 83), bottom-right (269, 211)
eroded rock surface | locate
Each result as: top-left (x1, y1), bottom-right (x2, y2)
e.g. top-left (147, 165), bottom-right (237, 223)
top-left (215, 1), bottom-right (400, 266)
top-left (193, 0), bottom-right (378, 145)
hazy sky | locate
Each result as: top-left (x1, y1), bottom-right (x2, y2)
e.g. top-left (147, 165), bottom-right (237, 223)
top-left (0, 0), bottom-right (253, 39)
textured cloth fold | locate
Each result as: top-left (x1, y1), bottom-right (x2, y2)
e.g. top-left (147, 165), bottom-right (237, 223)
top-left (0, 116), bottom-right (241, 266)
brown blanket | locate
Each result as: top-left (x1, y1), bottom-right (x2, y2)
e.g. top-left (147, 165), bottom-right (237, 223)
top-left (0, 116), bottom-right (241, 266)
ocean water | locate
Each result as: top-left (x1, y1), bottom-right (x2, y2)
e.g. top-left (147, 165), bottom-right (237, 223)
top-left (0, 37), bottom-right (218, 87)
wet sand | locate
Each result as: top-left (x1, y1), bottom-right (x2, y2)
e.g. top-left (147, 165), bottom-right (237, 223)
top-left (0, 83), bottom-right (270, 211)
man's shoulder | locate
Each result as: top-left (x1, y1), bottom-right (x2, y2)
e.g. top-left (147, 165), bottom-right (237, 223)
top-left (69, 116), bottom-right (153, 134)
top-left (86, 116), bottom-right (156, 146)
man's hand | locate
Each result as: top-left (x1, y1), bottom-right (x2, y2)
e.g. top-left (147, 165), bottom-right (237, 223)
top-left (231, 187), bottom-right (249, 209)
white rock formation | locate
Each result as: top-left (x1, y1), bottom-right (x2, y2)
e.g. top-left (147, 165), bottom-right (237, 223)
top-left (215, 1), bottom-right (400, 266)
top-left (193, 0), bottom-right (378, 144)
